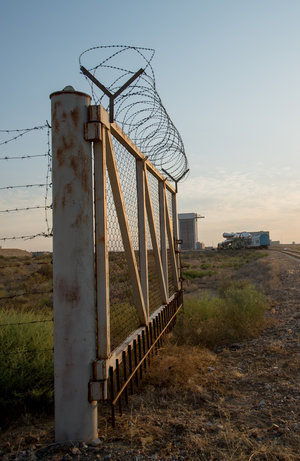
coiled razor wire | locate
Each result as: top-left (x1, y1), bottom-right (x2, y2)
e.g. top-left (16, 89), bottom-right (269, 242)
top-left (79, 45), bottom-right (189, 182)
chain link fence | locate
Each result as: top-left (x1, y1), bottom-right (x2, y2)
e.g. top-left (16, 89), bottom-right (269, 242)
top-left (107, 138), bottom-right (140, 350)
top-left (107, 135), bottom-right (178, 349)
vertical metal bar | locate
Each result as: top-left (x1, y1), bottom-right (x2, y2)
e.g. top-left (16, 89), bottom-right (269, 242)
top-left (109, 98), bottom-right (114, 123)
top-left (109, 366), bottom-right (115, 428)
top-left (156, 315), bottom-right (161, 348)
top-left (94, 121), bottom-right (110, 360)
top-left (142, 330), bottom-right (147, 370)
top-left (136, 160), bottom-right (149, 318)
top-left (166, 304), bottom-right (170, 332)
top-left (159, 181), bottom-right (168, 298)
top-left (133, 339), bottom-right (139, 386)
top-left (116, 359), bottom-right (122, 416)
top-left (146, 325), bottom-right (151, 365)
top-left (172, 191), bottom-right (181, 288)
top-left (159, 312), bottom-right (163, 346)
top-left (153, 318), bottom-right (158, 354)
top-left (138, 335), bottom-right (143, 380)
top-left (164, 193), bottom-right (179, 291)
top-left (128, 345), bottom-right (133, 394)
top-left (50, 87), bottom-right (97, 442)
top-left (163, 306), bottom-right (167, 329)
top-left (149, 322), bottom-right (153, 357)
top-left (122, 351), bottom-right (128, 404)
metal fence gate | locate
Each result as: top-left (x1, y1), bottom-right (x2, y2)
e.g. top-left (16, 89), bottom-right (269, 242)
top-left (51, 86), bottom-right (183, 442)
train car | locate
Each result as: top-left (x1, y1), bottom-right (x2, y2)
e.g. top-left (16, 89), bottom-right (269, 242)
top-left (250, 231), bottom-right (270, 248)
top-left (218, 230), bottom-right (270, 250)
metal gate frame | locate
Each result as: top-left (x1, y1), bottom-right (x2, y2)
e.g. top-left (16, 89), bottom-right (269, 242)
top-left (51, 87), bottom-right (183, 442)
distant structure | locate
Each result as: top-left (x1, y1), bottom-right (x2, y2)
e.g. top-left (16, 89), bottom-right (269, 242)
top-left (250, 231), bottom-right (270, 248)
top-left (270, 240), bottom-right (280, 246)
top-left (218, 230), bottom-right (270, 249)
top-left (178, 213), bottom-right (204, 250)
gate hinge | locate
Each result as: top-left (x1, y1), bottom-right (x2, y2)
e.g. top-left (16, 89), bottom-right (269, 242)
top-left (89, 379), bottom-right (107, 402)
top-left (84, 122), bottom-right (101, 142)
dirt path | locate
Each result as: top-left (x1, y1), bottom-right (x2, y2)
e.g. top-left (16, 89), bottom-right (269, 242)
top-left (0, 251), bottom-right (299, 460)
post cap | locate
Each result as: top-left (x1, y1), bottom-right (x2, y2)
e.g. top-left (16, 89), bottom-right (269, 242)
top-left (63, 85), bottom-right (75, 92)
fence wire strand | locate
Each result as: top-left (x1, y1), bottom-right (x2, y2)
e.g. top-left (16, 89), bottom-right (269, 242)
top-left (0, 121), bottom-right (53, 242)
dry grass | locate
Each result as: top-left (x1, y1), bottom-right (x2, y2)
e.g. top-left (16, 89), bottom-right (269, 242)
top-left (174, 281), bottom-right (266, 348)
top-left (1, 249), bottom-right (299, 460)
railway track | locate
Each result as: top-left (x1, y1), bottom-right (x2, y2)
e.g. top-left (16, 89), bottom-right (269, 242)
top-left (273, 248), bottom-right (300, 260)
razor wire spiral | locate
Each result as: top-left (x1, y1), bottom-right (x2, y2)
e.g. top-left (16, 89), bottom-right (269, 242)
top-left (79, 45), bottom-right (189, 182)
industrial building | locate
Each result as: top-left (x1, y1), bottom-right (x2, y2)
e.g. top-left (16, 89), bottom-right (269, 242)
top-left (178, 213), bottom-right (204, 250)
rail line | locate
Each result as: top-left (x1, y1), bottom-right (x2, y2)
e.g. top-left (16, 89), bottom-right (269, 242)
top-left (273, 248), bottom-right (300, 260)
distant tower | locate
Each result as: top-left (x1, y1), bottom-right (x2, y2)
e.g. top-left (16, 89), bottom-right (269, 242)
top-left (178, 213), bottom-right (204, 250)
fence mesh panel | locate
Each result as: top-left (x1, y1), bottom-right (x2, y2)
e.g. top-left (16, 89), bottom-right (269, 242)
top-left (107, 139), bottom-right (141, 351)
top-left (147, 171), bottom-right (161, 248)
top-left (146, 171), bottom-right (163, 314)
top-left (166, 189), bottom-right (176, 296)
top-left (105, 135), bottom-right (179, 349)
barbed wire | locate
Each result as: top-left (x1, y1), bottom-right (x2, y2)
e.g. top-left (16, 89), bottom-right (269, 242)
top-left (45, 124), bottom-right (52, 235)
top-left (0, 205), bottom-right (52, 213)
top-left (0, 183), bottom-right (51, 190)
top-left (0, 232), bottom-right (52, 242)
top-left (0, 121), bottom-right (53, 242)
top-left (0, 154), bottom-right (48, 161)
top-left (0, 124), bottom-right (48, 146)
top-left (79, 45), bottom-right (189, 182)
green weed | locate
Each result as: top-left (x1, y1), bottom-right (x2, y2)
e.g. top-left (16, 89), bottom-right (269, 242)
top-left (175, 281), bottom-right (266, 348)
top-left (0, 309), bottom-right (54, 426)
top-left (182, 269), bottom-right (217, 280)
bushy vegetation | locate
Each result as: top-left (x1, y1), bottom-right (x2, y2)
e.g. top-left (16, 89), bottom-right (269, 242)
top-left (174, 281), bottom-right (266, 348)
top-left (182, 269), bottom-right (216, 280)
top-left (0, 308), bottom-right (53, 426)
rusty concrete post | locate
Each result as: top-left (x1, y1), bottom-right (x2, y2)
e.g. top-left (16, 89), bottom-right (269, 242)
top-left (50, 86), bottom-right (98, 442)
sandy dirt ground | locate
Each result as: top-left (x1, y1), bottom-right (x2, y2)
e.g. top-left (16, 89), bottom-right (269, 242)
top-left (0, 251), bottom-right (299, 460)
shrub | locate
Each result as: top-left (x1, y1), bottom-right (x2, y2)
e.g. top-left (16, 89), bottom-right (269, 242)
top-left (174, 281), bottom-right (266, 348)
top-left (182, 269), bottom-right (216, 280)
top-left (0, 309), bottom-right (54, 426)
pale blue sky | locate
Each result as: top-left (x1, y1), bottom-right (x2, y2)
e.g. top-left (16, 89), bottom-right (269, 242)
top-left (1, 0), bottom-right (300, 249)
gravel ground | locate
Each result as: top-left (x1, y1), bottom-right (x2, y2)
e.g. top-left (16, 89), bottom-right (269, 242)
top-left (0, 251), bottom-right (299, 460)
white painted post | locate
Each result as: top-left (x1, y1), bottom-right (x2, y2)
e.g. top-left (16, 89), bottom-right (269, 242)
top-left (50, 86), bottom-right (98, 442)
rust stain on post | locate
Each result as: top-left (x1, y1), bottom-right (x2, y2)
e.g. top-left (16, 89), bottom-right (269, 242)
top-left (56, 148), bottom-right (65, 166)
top-left (70, 149), bottom-right (90, 193)
top-left (71, 107), bottom-right (80, 128)
top-left (62, 136), bottom-right (74, 151)
top-left (57, 278), bottom-right (80, 304)
top-left (73, 213), bottom-right (89, 228)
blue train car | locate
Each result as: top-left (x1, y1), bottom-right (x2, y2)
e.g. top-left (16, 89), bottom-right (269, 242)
top-left (250, 231), bottom-right (270, 248)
